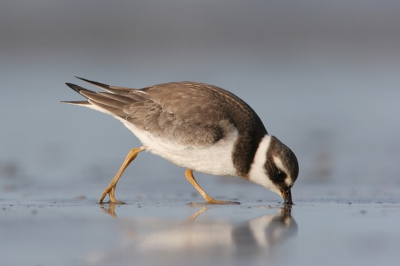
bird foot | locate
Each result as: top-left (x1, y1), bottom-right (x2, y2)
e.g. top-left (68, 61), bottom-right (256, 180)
top-left (98, 186), bottom-right (124, 204)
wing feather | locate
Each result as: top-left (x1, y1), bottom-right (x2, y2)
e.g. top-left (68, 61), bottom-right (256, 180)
top-left (64, 80), bottom-right (237, 147)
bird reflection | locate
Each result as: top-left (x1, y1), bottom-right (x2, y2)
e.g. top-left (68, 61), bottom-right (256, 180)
top-left (88, 205), bottom-right (297, 265)
top-left (100, 203), bottom-right (118, 218)
top-left (232, 206), bottom-right (297, 259)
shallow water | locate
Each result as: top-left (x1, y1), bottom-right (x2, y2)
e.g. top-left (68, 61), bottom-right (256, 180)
top-left (1, 196), bottom-right (400, 266)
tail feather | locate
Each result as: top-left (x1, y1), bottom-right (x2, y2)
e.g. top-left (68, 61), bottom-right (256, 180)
top-left (88, 100), bottom-right (127, 117)
top-left (75, 77), bottom-right (111, 91)
top-left (60, 100), bottom-right (90, 106)
top-left (97, 92), bottom-right (135, 105)
top-left (65, 83), bottom-right (93, 98)
top-left (62, 78), bottom-right (146, 118)
top-left (79, 89), bottom-right (127, 110)
top-left (76, 77), bottom-right (135, 95)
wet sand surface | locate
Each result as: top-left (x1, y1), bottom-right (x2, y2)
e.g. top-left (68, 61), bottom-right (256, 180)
top-left (2, 185), bottom-right (400, 266)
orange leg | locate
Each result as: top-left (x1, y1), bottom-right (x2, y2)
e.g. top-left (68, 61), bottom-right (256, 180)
top-left (99, 147), bottom-right (145, 204)
top-left (185, 169), bottom-right (240, 205)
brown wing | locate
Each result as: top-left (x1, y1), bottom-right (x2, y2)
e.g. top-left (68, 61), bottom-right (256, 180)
top-left (64, 80), bottom-right (233, 147)
top-left (125, 82), bottom-right (232, 147)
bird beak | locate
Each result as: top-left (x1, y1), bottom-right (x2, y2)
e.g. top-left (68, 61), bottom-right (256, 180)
top-left (281, 188), bottom-right (293, 205)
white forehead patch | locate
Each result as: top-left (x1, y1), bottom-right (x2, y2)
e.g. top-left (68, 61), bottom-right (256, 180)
top-left (248, 135), bottom-right (280, 195)
top-left (272, 156), bottom-right (285, 172)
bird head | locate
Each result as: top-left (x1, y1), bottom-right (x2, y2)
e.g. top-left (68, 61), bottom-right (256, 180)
top-left (249, 135), bottom-right (299, 205)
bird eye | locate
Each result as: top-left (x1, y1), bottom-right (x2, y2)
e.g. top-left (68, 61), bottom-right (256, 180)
top-left (277, 170), bottom-right (286, 181)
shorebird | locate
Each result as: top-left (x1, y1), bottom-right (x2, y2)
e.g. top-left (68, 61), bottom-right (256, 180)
top-left (62, 78), bottom-right (299, 205)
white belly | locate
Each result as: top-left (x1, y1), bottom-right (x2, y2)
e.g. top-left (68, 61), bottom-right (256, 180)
top-left (122, 120), bottom-right (239, 177)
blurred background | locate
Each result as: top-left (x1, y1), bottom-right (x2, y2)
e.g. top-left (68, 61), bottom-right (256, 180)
top-left (1, 0), bottom-right (400, 201)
